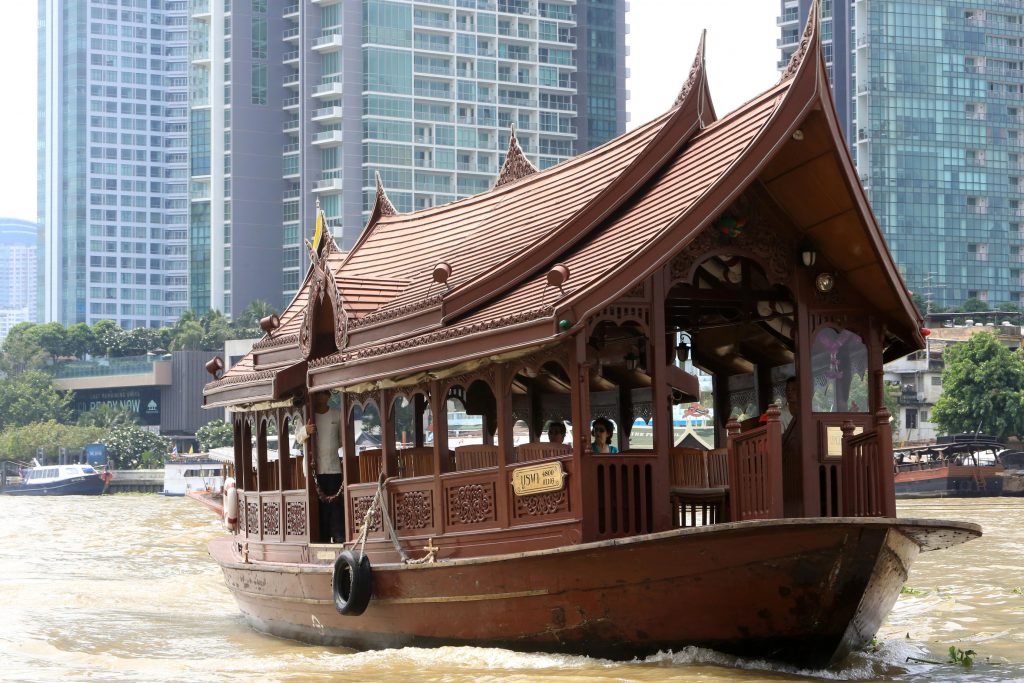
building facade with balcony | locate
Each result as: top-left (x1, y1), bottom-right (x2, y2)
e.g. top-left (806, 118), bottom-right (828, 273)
top-left (188, 0), bottom-right (626, 315)
top-left (779, 0), bottom-right (1024, 311)
top-left (0, 218), bottom-right (38, 343)
top-left (39, 0), bottom-right (191, 329)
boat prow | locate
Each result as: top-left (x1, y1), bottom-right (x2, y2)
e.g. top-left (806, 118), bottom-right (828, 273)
top-left (210, 516), bottom-right (979, 667)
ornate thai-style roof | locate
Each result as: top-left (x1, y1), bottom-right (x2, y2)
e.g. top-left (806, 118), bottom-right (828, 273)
top-left (206, 11), bottom-right (922, 406)
top-left (494, 125), bottom-right (538, 188)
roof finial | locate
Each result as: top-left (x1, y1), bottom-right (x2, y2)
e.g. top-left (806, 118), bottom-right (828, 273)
top-left (375, 170), bottom-right (397, 217)
top-left (780, 0), bottom-right (819, 82)
top-left (495, 124), bottom-right (538, 188)
top-left (673, 29), bottom-right (706, 108)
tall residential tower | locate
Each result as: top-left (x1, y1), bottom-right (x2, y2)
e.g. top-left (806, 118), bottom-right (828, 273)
top-left (40, 0), bottom-right (191, 328)
top-left (0, 218), bottom-right (39, 343)
top-left (188, 0), bottom-right (627, 316)
top-left (780, 0), bottom-right (1024, 310)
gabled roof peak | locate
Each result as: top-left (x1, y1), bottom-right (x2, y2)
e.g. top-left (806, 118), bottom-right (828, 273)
top-left (779, 0), bottom-right (819, 82)
top-left (673, 29), bottom-right (706, 108)
top-left (374, 171), bottom-right (398, 217)
top-left (494, 124), bottom-right (538, 188)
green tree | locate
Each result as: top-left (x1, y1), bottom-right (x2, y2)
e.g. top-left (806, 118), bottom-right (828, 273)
top-left (0, 372), bottom-right (72, 431)
top-left (196, 419), bottom-right (234, 451)
top-left (91, 320), bottom-right (125, 356)
top-left (932, 332), bottom-right (1024, 439)
top-left (959, 297), bottom-right (990, 313)
top-left (102, 423), bottom-right (171, 469)
top-left (232, 299), bottom-right (277, 338)
top-left (77, 404), bottom-right (138, 429)
top-left (199, 309), bottom-right (232, 350)
top-left (169, 320), bottom-right (204, 351)
top-left (65, 323), bottom-right (97, 359)
top-left (0, 421), bottom-right (105, 463)
top-left (0, 323), bottom-right (48, 376)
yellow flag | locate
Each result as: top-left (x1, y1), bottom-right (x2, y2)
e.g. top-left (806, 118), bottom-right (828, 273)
top-left (188, 445), bottom-right (194, 455)
top-left (312, 209), bottom-right (324, 252)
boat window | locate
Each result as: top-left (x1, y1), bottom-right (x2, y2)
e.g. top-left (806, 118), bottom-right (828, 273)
top-left (283, 415), bottom-right (306, 491)
top-left (628, 417), bottom-right (652, 451)
top-left (392, 394), bottom-right (429, 450)
top-left (82, 466), bottom-right (96, 474)
top-left (512, 419), bottom-right (530, 447)
top-left (588, 320), bottom-right (651, 452)
top-left (811, 327), bottom-right (869, 413)
top-left (509, 360), bottom-right (572, 446)
top-left (352, 401), bottom-right (382, 454)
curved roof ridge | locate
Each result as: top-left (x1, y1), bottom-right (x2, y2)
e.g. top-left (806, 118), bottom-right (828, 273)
top-left (779, 0), bottom-right (819, 83)
top-left (438, 33), bottom-right (717, 324)
top-left (494, 124), bottom-right (538, 188)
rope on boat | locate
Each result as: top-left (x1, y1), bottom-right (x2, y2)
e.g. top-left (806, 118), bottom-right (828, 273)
top-left (352, 472), bottom-right (435, 565)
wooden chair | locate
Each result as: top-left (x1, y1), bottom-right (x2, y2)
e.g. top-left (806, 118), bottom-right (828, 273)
top-left (397, 447), bottom-right (435, 478)
top-left (357, 448), bottom-right (383, 484)
top-left (514, 442), bottom-right (572, 463)
top-left (669, 447), bottom-right (729, 528)
top-left (453, 444), bottom-right (499, 471)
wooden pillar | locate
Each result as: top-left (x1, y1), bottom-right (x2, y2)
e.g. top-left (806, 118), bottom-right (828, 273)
top-left (756, 363), bottom-right (773, 415)
top-left (278, 409), bottom-right (292, 491)
top-left (256, 415), bottom-right (269, 493)
top-left (380, 390), bottom-right (396, 478)
top-left (571, 332), bottom-right (592, 535)
top-left (341, 393), bottom-right (356, 542)
top-left (650, 270), bottom-right (672, 530)
top-left (414, 394), bottom-right (426, 447)
top-left (304, 399), bottom-right (320, 542)
top-left (494, 365), bottom-right (511, 527)
top-left (795, 294), bottom-right (815, 518)
top-left (430, 380), bottom-right (449, 535)
top-left (875, 407), bottom-right (896, 517)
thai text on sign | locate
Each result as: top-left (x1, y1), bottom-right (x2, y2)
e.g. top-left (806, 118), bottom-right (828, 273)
top-left (511, 461), bottom-right (567, 496)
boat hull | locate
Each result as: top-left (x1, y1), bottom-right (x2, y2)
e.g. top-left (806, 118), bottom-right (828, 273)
top-left (210, 518), bottom-right (979, 667)
top-left (895, 465), bottom-right (1004, 498)
top-left (2, 473), bottom-right (108, 496)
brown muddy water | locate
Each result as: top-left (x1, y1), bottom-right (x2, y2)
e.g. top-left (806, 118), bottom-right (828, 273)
top-left (0, 495), bottom-right (1021, 682)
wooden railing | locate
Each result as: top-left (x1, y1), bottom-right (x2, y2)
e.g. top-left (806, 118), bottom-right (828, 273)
top-left (587, 454), bottom-right (657, 539)
top-left (840, 410), bottom-right (896, 517)
top-left (668, 447), bottom-right (729, 527)
top-left (726, 407), bottom-right (783, 521)
top-left (239, 489), bottom-right (309, 542)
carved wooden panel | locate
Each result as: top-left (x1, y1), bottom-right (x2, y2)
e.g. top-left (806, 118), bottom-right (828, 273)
top-left (245, 500), bottom-right (260, 536)
top-left (350, 494), bottom-right (382, 535)
top-left (262, 501), bottom-right (281, 536)
top-left (513, 490), bottom-right (568, 518)
top-left (285, 501), bottom-right (306, 537)
top-left (446, 482), bottom-right (497, 526)
top-left (393, 489), bottom-right (433, 531)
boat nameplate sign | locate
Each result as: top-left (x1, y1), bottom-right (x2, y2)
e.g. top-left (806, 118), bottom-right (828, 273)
top-left (826, 425), bottom-right (863, 457)
top-left (511, 461), bottom-right (567, 496)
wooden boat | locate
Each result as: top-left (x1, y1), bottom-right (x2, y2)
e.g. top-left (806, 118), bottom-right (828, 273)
top-left (202, 5), bottom-right (980, 668)
top-left (894, 435), bottom-right (1005, 498)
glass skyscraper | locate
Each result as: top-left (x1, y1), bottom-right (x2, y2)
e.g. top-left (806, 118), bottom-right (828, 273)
top-left (187, 0), bottom-right (627, 316)
top-left (40, 0), bottom-right (190, 328)
top-left (0, 218), bottom-right (38, 343)
top-left (780, 0), bottom-right (1024, 310)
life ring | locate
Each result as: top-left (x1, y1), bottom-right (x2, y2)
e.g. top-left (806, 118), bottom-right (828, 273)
top-left (223, 477), bottom-right (238, 531)
top-left (332, 550), bottom-right (372, 616)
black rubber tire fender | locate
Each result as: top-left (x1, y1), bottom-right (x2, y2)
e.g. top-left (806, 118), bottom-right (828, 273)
top-left (332, 550), bottom-right (373, 616)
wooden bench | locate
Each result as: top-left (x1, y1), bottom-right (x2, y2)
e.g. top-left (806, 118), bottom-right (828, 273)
top-left (453, 444), bottom-right (499, 471)
top-left (357, 448), bottom-right (383, 484)
top-left (397, 447), bottom-right (436, 478)
top-left (514, 442), bottom-right (572, 463)
top-left (669, 447), bottom-right (729, 527)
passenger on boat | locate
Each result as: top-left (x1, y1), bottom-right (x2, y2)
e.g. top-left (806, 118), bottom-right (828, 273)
top-left (591, 418), bottom-right (618, 454)
top-left (547, 421), bottom-right (567, 444)
top-left (308, 391), bottom-right (345, 542)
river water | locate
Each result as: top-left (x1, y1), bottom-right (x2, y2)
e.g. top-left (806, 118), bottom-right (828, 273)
top-left (1, 496), bottom-right (1021, 683)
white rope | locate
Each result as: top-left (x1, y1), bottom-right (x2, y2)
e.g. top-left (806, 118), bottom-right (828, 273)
top-left (351, 471), bottom-right (438, 564)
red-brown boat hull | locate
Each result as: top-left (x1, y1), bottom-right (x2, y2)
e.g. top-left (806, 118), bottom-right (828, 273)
top-left (210, 517), bottom-right (978, 667)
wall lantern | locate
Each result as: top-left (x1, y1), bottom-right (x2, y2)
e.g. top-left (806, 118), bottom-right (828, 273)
top-left (676, 332), bottom-right (692, 363)
top-left (624, 349), bottom-right (640, 371)
top-left (800, 244), bottom-right (817, 268)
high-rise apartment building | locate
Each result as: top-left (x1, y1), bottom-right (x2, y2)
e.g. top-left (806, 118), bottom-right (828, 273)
top-left (40, 0), bottom-right (190, 329)
top-left (188, 0), bottom-right (627, 316)
top-left (779, 0), bottom-right (1024, 310)
top-left (0, 218), bottom-right (39, 343)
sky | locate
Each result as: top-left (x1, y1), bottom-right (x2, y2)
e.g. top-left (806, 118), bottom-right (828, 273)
top-left (0, 1), bottom-right (780, 223)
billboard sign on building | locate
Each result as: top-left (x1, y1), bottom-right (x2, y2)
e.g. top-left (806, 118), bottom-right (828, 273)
top-left (72, 387), bottom-right (161, 426)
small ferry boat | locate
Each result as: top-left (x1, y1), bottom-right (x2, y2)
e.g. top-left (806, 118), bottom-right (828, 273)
top-left (202, 6), bottom-right (980, 668)
top-left (894, 435), bottom-right (1006, 498)
top-left (2, 462), bottom-right (110, 496)
top-left (163, 454), bottom-right (225, 496)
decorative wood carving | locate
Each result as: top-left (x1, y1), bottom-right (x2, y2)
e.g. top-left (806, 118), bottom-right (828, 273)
top-left (351, 495), bottom-right (382, 534)
top-left (393, 490), bottom-right (433, 530)
top-left (448, 483), bottom-right (496, 525)
top-left (588, 304), bottom-right (651, 336)
top-left (285, 501), bottom-right (306, 536)
top-left (252, 333), bottom-right (299, 351)
top-left (780, 0), bottom-right (817, 82)
top-left (245, 501), bottom-right (260, 536)
top-left (670, 217), bottom-right (795, 288)
top-left (263, 501), bottom-right (281, 536)
top-left (495, 126), bottom-right (538, 188)
top-left (515, 490), bottom-right (567, 517)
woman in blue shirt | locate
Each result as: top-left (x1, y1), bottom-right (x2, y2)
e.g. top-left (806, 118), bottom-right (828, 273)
top-left (591, 417), bottom-right (618, 454)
